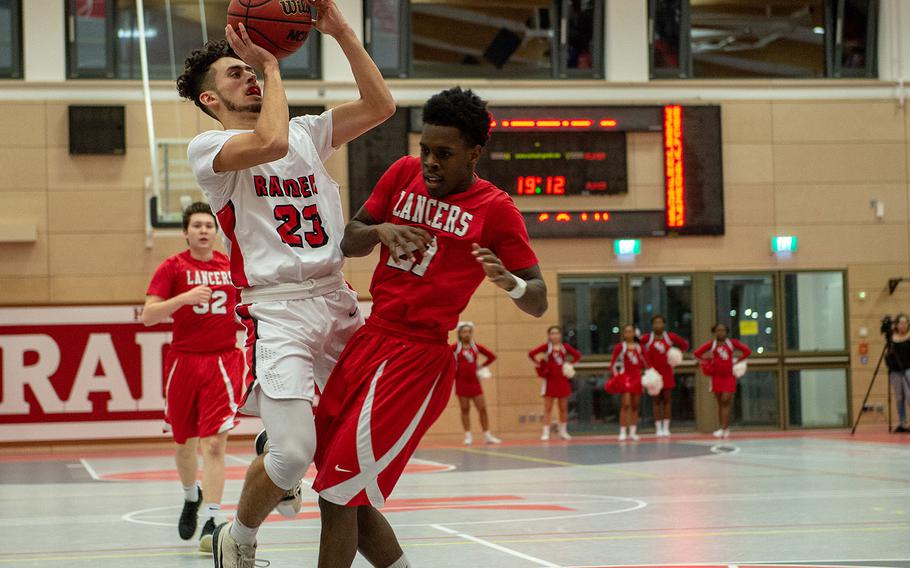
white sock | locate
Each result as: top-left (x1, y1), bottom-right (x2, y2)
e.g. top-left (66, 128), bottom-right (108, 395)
top-left (630, 425), bottom-right (638, 436)
top-left (542, 426), bottom-right (550, 435)
top-left (230, 517), bottom-right (258, 545)
top-left (619, 427), bottom-right (628, 436)
top-left (203, 503), bottom-right (221, 523)
top-left (662, 419), bottom-right (670, 431)
top-left (183, 483), bottom-right (199, 502)
top-left (655, 422), bottom-right (664, 435)
top-left (386, 553), bottom-right (411, 568)
top-left (558, 422), bottom-right (568, 433)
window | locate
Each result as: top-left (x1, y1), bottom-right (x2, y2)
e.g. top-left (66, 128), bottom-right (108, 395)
top-left (68, 0), bottom-right (320, 79)
top-left (784, 272), bottom-right (846, 352)
top-left (559, 277), bottom-right (620, 355)
top-left (715, 274), bottom-right (776, 355)
top-left (787, 369), bottom-right (849, 427)
top-left (734, 369), bottom-right (779, 426)
top-left (649, 0), bottom-right (878, 79)
top-left (632, 275), bottom-right (693, 341)
top-left (0, 0), bottom-right (21, 78)
top-left (365, 0), bottom-right (603, 79)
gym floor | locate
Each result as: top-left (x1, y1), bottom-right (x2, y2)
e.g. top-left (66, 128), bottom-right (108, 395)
top-left (1, 431), bottom-right (908, 568)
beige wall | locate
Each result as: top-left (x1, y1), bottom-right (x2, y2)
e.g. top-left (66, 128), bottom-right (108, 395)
top-left (1, 97), bottom-right (907, 437)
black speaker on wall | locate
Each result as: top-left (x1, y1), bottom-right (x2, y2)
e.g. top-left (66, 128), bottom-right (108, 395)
top-left (68, 106), bottom-right (126, 155)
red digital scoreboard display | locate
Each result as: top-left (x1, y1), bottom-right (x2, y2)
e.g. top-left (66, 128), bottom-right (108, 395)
top-left (476, 117), bottom-right (628, 197)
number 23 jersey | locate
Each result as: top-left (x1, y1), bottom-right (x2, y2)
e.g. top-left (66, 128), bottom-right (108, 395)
top-left (364, 156), bottom-right (538, 337)
top-left (187, 111), bottom-right (344, 288)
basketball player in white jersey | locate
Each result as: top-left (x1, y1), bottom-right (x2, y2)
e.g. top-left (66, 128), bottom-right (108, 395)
top-left (176, 1), bottom-right (395, 566)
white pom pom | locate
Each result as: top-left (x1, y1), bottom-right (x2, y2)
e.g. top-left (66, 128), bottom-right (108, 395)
top-left (733, 360), bottom-right (748, 378)
top-left (641, 368), bottom-right (664, 396)
top-left (667, 347), bottom-right (683, 367)
top-left (476, 366), bottom-right (492, 380)
top-left (562, 362), bottom-right (576, 378)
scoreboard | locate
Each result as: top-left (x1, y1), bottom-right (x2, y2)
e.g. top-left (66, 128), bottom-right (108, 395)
top-left (347, 105), bottom-right (724, 238)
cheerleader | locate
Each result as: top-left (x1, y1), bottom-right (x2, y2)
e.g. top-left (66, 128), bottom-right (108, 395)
top-left (452, 322), bottom-right (501, 445)
top-left (610, 324), bottom-right (650, 441)
top-left (640, 315), bottom-right (690, 437)
top-left (693, 323), bottom-right (752, 438)
top-left (529, 326), bottom-right (581, 441)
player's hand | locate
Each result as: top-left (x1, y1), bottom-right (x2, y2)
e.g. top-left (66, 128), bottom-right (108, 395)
top-left (307, 0), bottom-right (352, 38)
top-left (225, 22), bottom-right (278, 72)
top-left (472, 244), bottom-right (520, 291)
top-left (182, 285), bottom-right (213, 306)
top-left (375, 224), bottom-right (433, 264)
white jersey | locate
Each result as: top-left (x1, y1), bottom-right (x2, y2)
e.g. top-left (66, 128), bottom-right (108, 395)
top-left (187, 111), bottom-right (344, 288)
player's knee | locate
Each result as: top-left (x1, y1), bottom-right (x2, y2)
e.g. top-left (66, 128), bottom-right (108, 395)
top-left (265, 437), bottom-right (315, 489)
top-left (200, 438), bottom-right (226, 460)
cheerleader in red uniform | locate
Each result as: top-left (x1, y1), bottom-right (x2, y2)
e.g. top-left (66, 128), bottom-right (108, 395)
top-left (693, 323), bottom-right (752, 438)
top-left (610, 324), bottom-right (650, 441)
top-left (529, 326), bottom-right (581, 441)
top-left (640, 315), bottom-right (690, 437)
top-left (452, 322), bottom-right (501, 445)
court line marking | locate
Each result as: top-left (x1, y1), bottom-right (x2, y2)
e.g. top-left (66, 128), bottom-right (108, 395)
top-left (710, 444), bottom-right (741, 455)
top-left (430, 524), bottom-right (559, 567)
top-left (458, 447), bottom-right (659, 478)
top-left (78, 458), bottom-right (102, 481)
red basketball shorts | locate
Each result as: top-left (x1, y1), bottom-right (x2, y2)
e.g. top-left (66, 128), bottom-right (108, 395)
top-left (163, 348), bottom-right (245, 444)
top-left (313, 323), bottom-right (455, 507)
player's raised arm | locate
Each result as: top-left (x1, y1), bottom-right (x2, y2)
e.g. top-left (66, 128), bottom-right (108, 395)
top-left (212, 23), bottom-right (289, 172)
top-left (341, 206), bottom-right (432, 260)
top-left (472, 244), bottom-right (548, 318)
top-left (308, 0), bottom-right (395, 147)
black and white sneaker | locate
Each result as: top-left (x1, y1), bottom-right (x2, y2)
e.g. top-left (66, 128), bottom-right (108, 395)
top-left (178, 486), bottom-right (203, 540)
top-left (213, 522), bottom-right (258, 568)
top-left (199, 517), bottom-right (216, 552)
top-left (254, 430), bottom-right (302, 518)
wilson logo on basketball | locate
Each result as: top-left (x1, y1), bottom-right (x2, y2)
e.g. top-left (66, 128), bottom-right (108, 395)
top-left (278, 0), bottom-right (308, 15)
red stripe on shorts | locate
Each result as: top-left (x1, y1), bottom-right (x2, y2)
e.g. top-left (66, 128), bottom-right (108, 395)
top-left (235, 304), bottom-right (258, 407)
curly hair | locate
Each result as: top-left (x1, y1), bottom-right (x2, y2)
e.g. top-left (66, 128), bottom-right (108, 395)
top-left (421, 87), bottom-right (492, 147)
top-left (182, 202), bottom-right (217, 232)
top-left (176, 40), bottom-right (236, 120)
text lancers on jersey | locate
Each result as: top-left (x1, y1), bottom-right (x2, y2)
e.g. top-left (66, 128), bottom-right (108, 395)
top-left (186, 270), bottom-right (233, 287)
top-left (391, 190), bottom-right (474, 237)
top-left (253, 174), bottom-right (320, 198)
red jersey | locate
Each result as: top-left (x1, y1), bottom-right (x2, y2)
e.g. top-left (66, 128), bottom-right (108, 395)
top-left (693, 338), bottom-right (751, 377)
top-left (363, 157), bottom-right (538, 338)
top-left (610, 341), bottom-right (649, 380)
top-left (452, 342), bottom-right (496, 381)
top-left (528, 342), bottom-right (581, 380)
top-left (146, 250), bottom-right (241, 353)
top-left (640, 331), bottom-right (689, 380)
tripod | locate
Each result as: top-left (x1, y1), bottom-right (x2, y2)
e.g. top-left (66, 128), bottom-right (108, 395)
top-left (851, 340), bottom-right (893, 435)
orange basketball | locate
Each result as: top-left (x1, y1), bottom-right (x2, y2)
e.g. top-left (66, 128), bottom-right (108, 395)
top-left (227, 0), bottom-right (314, 59)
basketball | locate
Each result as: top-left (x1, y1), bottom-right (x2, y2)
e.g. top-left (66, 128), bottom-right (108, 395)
top-left (227, 0), bottom-right (314, 59)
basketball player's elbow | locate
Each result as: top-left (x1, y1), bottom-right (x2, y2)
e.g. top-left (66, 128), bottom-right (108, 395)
top-left (261, 137), bottom-right (289, 161)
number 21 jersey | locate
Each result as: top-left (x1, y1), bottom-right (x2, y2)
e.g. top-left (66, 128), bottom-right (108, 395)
top-left (188, 111), bottom-right (344, 288)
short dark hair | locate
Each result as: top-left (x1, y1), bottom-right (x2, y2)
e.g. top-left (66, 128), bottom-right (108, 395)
top-left (651, 314), bottom-right (666, 324)
top-left (711, 322), bottom-right (728, 333)
top-left (547, 325), bottom-right (561, 334)
top-left (176, 40), bottom-right (236, 120)
top-left (422, 87), bottom-right (492, 148)
top-left (182, 202), bottom-right (217, 232)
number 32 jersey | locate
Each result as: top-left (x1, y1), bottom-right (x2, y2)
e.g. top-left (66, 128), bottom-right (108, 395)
top-left (188, 111), bottom-right (344, 288)
top-left (364, 156), bottom-right (538, 338)
top-left (146, 250), bottom-right (240, 353)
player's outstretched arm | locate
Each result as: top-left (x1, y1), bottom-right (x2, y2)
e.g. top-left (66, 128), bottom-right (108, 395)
top-left (141, 287), bottom-right (212, 326)
top-left (212, 23), bottom-right (289, 172)
top-left (308, 0), bottom-right (395, 147)
top-left (341, 206), bottom-right (432, 259)
top-left (472, 244), bottom-right (548, 318)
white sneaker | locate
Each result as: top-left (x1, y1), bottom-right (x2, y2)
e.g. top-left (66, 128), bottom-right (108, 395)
top-left (630, 432), bottom-right (641, 441)
top-left (213, 522), bottom-right (257, 568)
top-left (483, 432), bottom-right (501, 444)
top-left (255, 430), bottom-right (302, 518)
top-left (722, 429), bottom-right (731, 439)
top-left (712, 428), bottom-right (725, 438)
top-left (618, 431), bottom-right (628, 441)
top-left (664, 427), bottom-right (672, 437)
top-left (540, 427), bottom-right (550, 441)
top-left (558, 429), bottom-right (572, 441)
top-left (463, 432), bottom-right (473, 445)
top-left (655, 425), bottom-right (666, 437)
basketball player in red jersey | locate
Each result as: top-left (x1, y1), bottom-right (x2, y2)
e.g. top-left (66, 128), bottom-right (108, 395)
top-left (640, 314), bottom-right (689, 437)
top-left (693, 323), bottom-right (752, 438)
top-left (311, 87), bottom-right (547, 568)
top-left (143, 203), bottom-right (243, 552)
top-left (176, 2), bottom-right (395, 566)
top-left (528, 326), bottom-right (582, 441)
top-left (451, 322), bottom-right (501, 445)
top-left (610, 325), bottom-right (649, 441)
